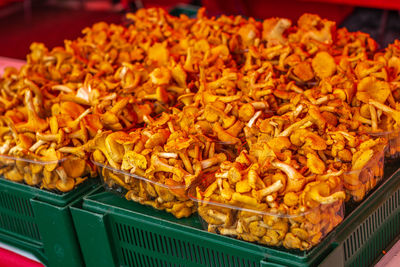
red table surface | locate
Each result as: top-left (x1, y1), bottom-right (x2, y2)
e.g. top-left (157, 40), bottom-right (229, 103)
top-left (0, 248), bottom-right (43, 267)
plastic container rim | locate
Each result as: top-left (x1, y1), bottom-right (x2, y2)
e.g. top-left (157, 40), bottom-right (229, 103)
top-left (186, 184), bottom-right (343, 218)
top-left (92, 159), bottom-right (186, 190)
top-left (0, 154), bottom-right (96, 197)
top-left (343, 147), bottom-right (385, 175)
top-left (368, 129), bottom-right (400, 136)
top-left (0, 153), bottom-right (69, 165)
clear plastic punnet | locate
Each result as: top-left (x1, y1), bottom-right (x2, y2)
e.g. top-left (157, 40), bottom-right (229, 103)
top-left (188, 175), bottom-right (345, 251)
top-left (369, 130), bottom-right (400, 161)
top-left (343, 145), bottom-right (386, 202)
top-left (92, 160), bottom-right (196, 218)
top-left (0, 153), bottom-right (92, 192)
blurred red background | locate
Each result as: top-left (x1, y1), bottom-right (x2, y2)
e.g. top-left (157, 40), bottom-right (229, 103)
top-left (0, 0), bottom-right (399, 59)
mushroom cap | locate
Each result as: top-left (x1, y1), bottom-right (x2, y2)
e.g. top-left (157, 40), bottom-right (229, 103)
top-left (149, 67), bottom-right (171, 85)
top-left (177, 93), bottom-right (195, 106)
top-left (56, 178), bottom-right (75, 192)
top-left (62, 157), bottom-right (86, 178)
top-left (356, 77), bottom-right (391, 104)
top-left (312, 51), bottom-right (336, 79)
top-left (60, 101), bottom-right (85, 119)
top-left (351, 149), bottom-right (374, 171)
top-left (262, 18), bottom-right (291, 45)
top-left (105, 132), bottom-right (129, 163)
top-left (122, 151), bottom-right (148, 171)
top-left (17, 133), bottom-right (34, 149)
top-left (40, 147), bottom-right (61, 171)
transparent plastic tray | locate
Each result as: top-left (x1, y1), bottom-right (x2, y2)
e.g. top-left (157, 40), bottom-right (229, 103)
top-left (0, 154), bottom-right (91, 193)
top-left (369, 130), bottom-right (400, 160)
top-left (343, 146), bottom-right (385, 202)
top-left (92, 160), bottom-right (196, 218)
top-left (188, 180), bottom-right (345, 251)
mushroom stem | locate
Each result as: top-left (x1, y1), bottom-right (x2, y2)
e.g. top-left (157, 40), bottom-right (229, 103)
top-left (272, 161), bottom-right (305, 192)
top-left (177, 93), bottom-right (195, 106)
top-left (66, 108), bottom-right (92, 129)
top-left (110, 97), bottom-right (129, 114)
top-left (24, 78), bottom-right (43, 108)
top-left (207, 73), bottom-right (238, 91)
top-left (36, 131), bottom-right (64, 143)
top-left (200, 153), bottom-right (227, 169)
top-left (315, 96), bottom-right (329, 105)
top-left (29, 140), bottom-right (47, 152)
top-left (143, 87), bottom-right (168, 103)
top-left (319, 170), bottom-right (344, 179)
top-left (248, 164), bottom-right (265, 189)
top-left (369, 99), bottom-right (400, 124)
top-left (354, 114), bottom-right (372, 125)
top-left (251, 101), bottom-right (269, 109)
top-left (226, 120), bottom-right (244, 138)
top-left (52, 85), bottom-right (74, 93)
top-left (16, 90), bottom-right (49, 133)
top-left (59, 94), bottom-right (90, 106)
top-left (219, 228), bottom-right (238, 236)
top-left (310, 188), bottom-right (345, 204)
top-left (207, 209), bottom-right (229, 223)
top-left (291, 104), bottom-right (304, 118)
top-left (256, 180), bottom-right (283, 200)
top-left (0, 96), bottom-right (18, 109)
top-left (183, 47), bottom-right (195, 72)
top-left (272, 161), bottom-right (304, 180)
top-left (148, 154), bottom-right (188, 181)
top-left (0, 139), bottom-right (11, 154)
top-left (279, 117), bottom-right (310, 137)
top-left (247, 111), bottom-right (262, 128)
top-left (55, 166), bottom-right (75, 192)
top-left (207, 105), bottom-right (236, 128)
top-left (255, 89), bottom-right (273, 98)
top-left (58, 146), bottom-right (86, 158)
top-left (55, 167), bottom-right (68, 183)
top-left (369, 104), bottom-right (378, 131)
top-left (178, 152), bottom-right (194, 174)
top-left (157, 152), bottom-right (178, 159)
top-left (100, 93), bottom-right (117, 101)
top-left (68, 126), bottom-right (88, 143)
top-left (213, 123), bottom-right (241, 145)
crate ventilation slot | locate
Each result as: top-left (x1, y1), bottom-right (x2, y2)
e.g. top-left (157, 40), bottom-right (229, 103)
top-left (121, 247), bottom-right (184, 267)
top-left (0, 212), bottom-right (41, 240)
top-left (114, 222), bottom-right (258, 267)
top-left (0, 191), bottom-right (34, 217)
top-left (344, 187), bottom-right (400, 265)
top-left (0, 191), bottom-right (40, 241)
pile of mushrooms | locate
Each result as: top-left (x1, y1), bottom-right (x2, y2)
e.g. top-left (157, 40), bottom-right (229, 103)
top-left (0, 7), bottom-right (398, 247)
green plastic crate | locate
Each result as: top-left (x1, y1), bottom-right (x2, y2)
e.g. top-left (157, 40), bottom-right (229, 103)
top-left (0, 178), bottom-right (99, 266)
top-left (169, 4), bottom-right (199, 18)
top-left (71, 165), bottom-right (400, 267)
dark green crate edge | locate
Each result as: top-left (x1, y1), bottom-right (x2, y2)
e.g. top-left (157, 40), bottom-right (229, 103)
top-left (72, 198), bottom-right (269, 267)
top-left (0, 177), bottom-right (101, 267)
top-left (78, 191), bottom-right (337, 266)
top-left (0, 177), bottom-right (98, 206)
top-left (320, 165), bottom-right (400, 267)
top-left (73, 166), bottom-right (400, 267)
top-left (169, 4), bottom-right (199, 18)
top-left (75, 193), bottom-right (334, 266)
top-left (0, 177), bottom-right (99, 245)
